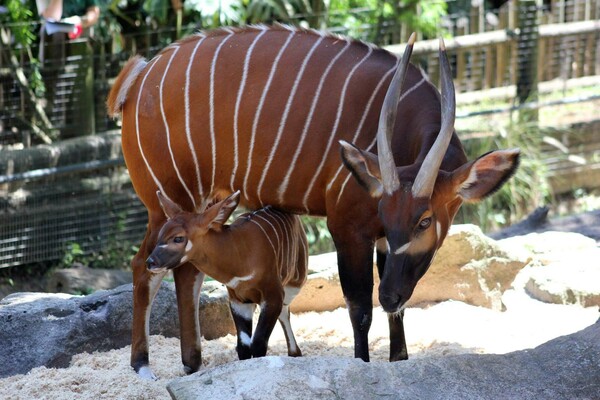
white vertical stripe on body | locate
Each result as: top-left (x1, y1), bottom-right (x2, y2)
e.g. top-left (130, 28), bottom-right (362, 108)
top-left (276, 39), bottom-right (352, 203)
top-left (243, 31), bottom-right (296, 203)
top-left (232, 30), bottom-right (268, 192)
top-left (209, 33), bottom-right (234, 195)
top-left (256, 36), bottom-right (325, 205)
top-left (334, 74), bottom-right (427, 206)
top-left (254, 213), bottom-right (282, 262)
top-left (135, 56), bottom-right (170, 199)
top-left (327, 65), bottom-right (397, 195)
top-left (269, 211), bottom-right (293, 276)
top-left (248, 218), bottom-right (278, 259)
top-left (302, 47), bottom-right (374, 211)
top-left (185, 37), bottom-right (208, 203)
top-left (160, 46), bottom-right (197, 209)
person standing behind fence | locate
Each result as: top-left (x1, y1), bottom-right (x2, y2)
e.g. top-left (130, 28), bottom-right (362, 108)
top-left (38, 0), bottom-right (100, 39)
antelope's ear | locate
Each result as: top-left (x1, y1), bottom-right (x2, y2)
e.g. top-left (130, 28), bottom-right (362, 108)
top-left (156, 191), bottom-right (183, 219)
top-left (205, 191), bottom-right (241, 231)
top-left (339, 140), bottom-right (383, 198)
top-left (451, 149), bottom-right (520, 202)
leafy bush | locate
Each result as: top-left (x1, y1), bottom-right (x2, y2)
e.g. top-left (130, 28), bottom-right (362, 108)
top-left (301, 216), bottom-right (335, 255)
top-left (456, 118), bottom-right (551, 232)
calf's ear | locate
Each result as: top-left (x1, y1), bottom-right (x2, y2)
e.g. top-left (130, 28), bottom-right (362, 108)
top-left (204, 191), bottom-right (241, 231)
top-left (451, 149), bottom-right (520, 202)
top-left (156, 191), bottom-right (183, 219)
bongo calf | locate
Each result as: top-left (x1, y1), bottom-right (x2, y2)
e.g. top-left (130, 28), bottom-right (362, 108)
top-left (147, 191), bottom-right (308, 359)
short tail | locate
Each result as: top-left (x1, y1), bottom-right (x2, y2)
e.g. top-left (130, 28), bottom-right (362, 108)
top-left (106, 56), bottom-right (148, 117)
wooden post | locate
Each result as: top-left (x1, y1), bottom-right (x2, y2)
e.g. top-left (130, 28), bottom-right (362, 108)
top-left (515, 0), bottom-right (540, 122)
top-left (70, 39), bottom-right (95, 136)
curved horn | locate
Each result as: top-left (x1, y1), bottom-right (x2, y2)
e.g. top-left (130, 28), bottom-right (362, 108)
top-left (412, 38), bottom-right (456, 199)
top-left (377, 32), bottom-right (416, 195)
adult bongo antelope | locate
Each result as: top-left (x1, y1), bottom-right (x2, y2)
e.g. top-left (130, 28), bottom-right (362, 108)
top-left (107, 24), bottom-right (520, 379)
top-left (147, 191), bottom-right (307, 361)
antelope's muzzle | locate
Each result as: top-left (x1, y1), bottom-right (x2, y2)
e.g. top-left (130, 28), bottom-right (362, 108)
top-left (378, 251), bottom-right (434, 313)
top-left (146, 250), bottom-right (181, 272)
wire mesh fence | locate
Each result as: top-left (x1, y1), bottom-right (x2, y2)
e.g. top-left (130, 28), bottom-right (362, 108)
top-left (0, 0), bottom-right (599, 269)
top-left (0, 163), bottom-right (147, 268)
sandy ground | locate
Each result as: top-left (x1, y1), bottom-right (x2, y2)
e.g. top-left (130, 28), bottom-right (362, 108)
top-left (1, 286), bottom-right (597, 400)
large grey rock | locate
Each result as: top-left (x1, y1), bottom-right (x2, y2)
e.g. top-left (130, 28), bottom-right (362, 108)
top-left (0, 281), bottom-right (234, 378)
top-left (498, 231), bottom-right (597, 263)
top-left (168, 319), bottom-right (600, 400)
top-left (46, 264), bottom-right (133, 294)
top-left (524, 248), bottom-right (600, 307)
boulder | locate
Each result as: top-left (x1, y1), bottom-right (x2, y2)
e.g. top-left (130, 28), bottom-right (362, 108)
top-left (46, 264), bottom-right (133, 294)
top-left (407, 224), bottom-right (529, 309)
top-left (292, 225), bottom-right (530, 312)
top-left (0, 281), bottom-right (234, 378)
top-left (523, 248), bottom-right (600, 307)
top-left (291, 252), bottom-right (378, 313)
top-left (167, 319), bottom-right (600, 400)
top-left (498, 231), bottom-right (597, 263)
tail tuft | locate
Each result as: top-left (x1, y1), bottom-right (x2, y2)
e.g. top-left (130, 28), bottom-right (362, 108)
top-left (106, 56), bottom-right (148, 117)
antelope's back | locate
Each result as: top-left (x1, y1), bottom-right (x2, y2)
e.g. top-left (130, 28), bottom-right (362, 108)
top-left (236, 207), bottom-right (308, 287)
top-left (116, 25), bottom-right (435, 217)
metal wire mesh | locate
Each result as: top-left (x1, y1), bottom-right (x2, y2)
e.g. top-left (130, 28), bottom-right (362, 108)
top-left (0, 165), bottom-right (147, 268)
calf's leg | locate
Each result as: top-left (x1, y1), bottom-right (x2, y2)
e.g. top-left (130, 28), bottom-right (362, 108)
top-left (229, 299), bottom-right (256, 360)
top-left (279, 285), bottom-right (302, 356)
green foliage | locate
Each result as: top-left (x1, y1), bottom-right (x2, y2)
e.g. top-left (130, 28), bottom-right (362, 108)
top-left (61, 242), bottom-right (85, 268)
top-left (2, 0), bottom-right (36, 45)
top-left (328, 0), bottom-right (446, 44)
top-left (179, 0), bottom-right (445, 39)
top-left (456, 119), bottom-right (551, 232)
top-left (399, 0), bottom-right (446, 37)
top-left (301, 216), bottom-right (335, 255)
top-left (1, 0), bottom-right (46, 97)
top-left (59, 240), bottom-right (138, 270)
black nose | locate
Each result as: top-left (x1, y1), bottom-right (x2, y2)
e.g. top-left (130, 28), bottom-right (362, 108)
top-left (379, 292), bottom-right (402, 313)
top-left (146, 256), bottom-right (158, 270)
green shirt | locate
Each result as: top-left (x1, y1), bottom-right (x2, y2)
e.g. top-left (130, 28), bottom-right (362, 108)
top-left (62, 0), bottom-right (99, 17)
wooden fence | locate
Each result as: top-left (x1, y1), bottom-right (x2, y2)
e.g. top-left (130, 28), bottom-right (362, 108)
top-left (385, 18), bottom-right (600, 95)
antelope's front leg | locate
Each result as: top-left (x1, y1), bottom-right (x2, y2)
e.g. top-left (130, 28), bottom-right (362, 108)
top-left (173, 263), bottom-right (205, 374)
top-left (229, 299), bottom-right (256, 360)
top-left (336, 241), bottom-right (375, 362)
top-left (251, 295), bottom-right (283, 358)
top-left (131, 254), bottom-right (166, 380)
top-left (376, 246), bottom-right (408, 361)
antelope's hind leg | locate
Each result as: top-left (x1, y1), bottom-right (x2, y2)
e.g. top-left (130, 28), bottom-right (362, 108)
top-left (229, 299), bottom-right (256, 360)
top-left (278, 286), bottom-right (302, 357)
top-left (251, 294), bottom-right (283, 358)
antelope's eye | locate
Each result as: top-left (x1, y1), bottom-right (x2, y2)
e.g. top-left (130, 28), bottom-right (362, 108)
top-left (418, 217), bottom-right (432, 230)
top-left (173, 236), bottom-right (185, 244)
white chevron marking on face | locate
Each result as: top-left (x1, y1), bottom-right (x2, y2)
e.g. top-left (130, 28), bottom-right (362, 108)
top-left (393, 242), bottom-right (411, 255)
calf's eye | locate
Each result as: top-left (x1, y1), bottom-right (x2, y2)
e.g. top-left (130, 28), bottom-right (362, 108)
top-left (173, 236), bottom-right (185, 244)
